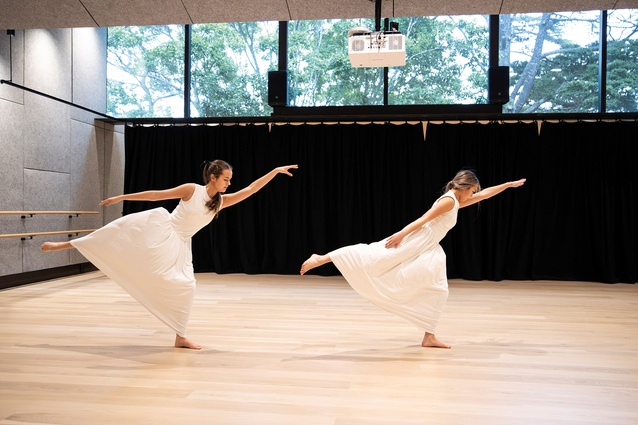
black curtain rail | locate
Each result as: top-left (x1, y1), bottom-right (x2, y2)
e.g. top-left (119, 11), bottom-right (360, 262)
top-left (0, 80), bottom-right (123, 122)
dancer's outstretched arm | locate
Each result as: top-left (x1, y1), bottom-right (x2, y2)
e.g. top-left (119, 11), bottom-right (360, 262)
top-left (43, 184), bottom-right (196, 253)
top-left (460, 178), bottom-right (526, 208)
top-left (385, 197), bottom-right (455, 249)
top-left (221, 165), bottom-right (297, 209)
top-left (99, 184), bottom-right (196, 206)
top-left (302, 194), bottom-right (455, 272)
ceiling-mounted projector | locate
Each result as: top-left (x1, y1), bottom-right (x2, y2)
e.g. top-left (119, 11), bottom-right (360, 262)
top-left (348, 26), bottom-right (406, 68)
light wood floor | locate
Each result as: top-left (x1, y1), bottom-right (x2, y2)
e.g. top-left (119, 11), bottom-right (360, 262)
top-left (0, 272), bottom-right (636, 425)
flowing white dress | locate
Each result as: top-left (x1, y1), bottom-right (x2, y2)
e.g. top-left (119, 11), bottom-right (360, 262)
top-left (330, 191), bottom-right (459, 334)
top-left (71, 184), bottom-right (217, 337)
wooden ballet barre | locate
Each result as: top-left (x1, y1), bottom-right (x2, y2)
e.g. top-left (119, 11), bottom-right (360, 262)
top-left (0, 211), bottom-right (99, 218)
top-left (0, 229), bottom-right (96, 240)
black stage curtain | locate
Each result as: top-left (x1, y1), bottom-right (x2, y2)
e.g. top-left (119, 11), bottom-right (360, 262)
top-left (530, 121), bottom-right (637, 283)
top-left (123, 124), bottom-right (272, 274)
top-left (425, 122), bottom-right (538, 281)
top-left (265, 122), bottom-right (431, 275)
top-left (124, 121), bottom-right (637, 283)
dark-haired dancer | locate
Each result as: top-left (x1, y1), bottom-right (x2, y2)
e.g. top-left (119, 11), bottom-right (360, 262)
top-left (301, 170), bottom-right (525, 348)
top-left (43, 160), bottom-right (297, 349)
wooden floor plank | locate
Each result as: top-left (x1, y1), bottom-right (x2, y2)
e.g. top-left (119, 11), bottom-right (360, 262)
top-left (0, 272), bottom-right (636, 425)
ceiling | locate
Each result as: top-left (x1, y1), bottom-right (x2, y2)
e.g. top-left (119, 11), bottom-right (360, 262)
top-left (1, 0), bottom-right (636, 30)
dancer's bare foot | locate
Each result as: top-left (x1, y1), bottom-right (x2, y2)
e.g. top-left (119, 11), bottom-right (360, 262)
top-left (300, 254), bottom-right (330, 275)
top-left (41, 241), bottom-right (73, 252)
top-left (422, 332), bottom-right (451, 349)
top-left (175, 335), bottom-right (202, 350)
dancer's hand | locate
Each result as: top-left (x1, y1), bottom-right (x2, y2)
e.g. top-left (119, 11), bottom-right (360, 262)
top-left (385, 231), bottom-right (405, 249)
top-left (275, 165), bottom-right (298, 176)
top-left (510, 178), bottom-right (526, 188)
top-left (99, 196), bottom-right (121, 206)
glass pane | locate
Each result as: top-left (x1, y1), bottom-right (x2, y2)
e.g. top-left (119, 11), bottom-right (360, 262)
top-left (190, 22), bottom-right (278, 117)
top-left (107, 25), bottom-right (185, 118)
top-left (606, 9), bottom-right (638, 113)
top-left (501, 11), bottom-right (601, 113)
top-left (389, 15), bottom-right (489, 105)
top-left (288, 19), bottom-right (384, 106)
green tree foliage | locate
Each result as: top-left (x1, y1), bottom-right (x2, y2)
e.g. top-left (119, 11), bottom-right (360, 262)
top-left (287, 16), bottom-right (489, 106)
top-left (107, 23), bottom-right (278, 117)
top-left (606, 11), bottom-right (638, 112)
top-left (107, 26), bottom-right (184, 117)
top-left (190, 22), bottom-right (278, 116)
top-left (107, 11), bottom-right (637, 117)
top-left (389, 16), bottom-right (489, 104)
top-left (607, 39), bottom-right (638, 112)
top-left (503, 11), bottom-right (638, 113)
top-left (288, 19), bottom-right (384, 106)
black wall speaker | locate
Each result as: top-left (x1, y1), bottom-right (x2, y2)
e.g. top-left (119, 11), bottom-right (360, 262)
top-left (488, 66), bottom-right (510, 104)
top-left (268, 70), bottom-right (287, 107)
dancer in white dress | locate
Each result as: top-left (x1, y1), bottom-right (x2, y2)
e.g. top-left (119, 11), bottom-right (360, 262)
top-left (42, 160), bottom-right (297, 350)
top-left (301, 170), bottom-right (526, 348)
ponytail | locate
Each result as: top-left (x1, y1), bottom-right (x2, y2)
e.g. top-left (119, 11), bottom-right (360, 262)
top-left (201, 159), bottom-right (232, 215)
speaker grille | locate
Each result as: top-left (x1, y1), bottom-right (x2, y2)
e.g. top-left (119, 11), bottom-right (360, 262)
top-left (387, 35), bottom-right (403, 51)
top-left (350, 38), bottom-right (365, 52)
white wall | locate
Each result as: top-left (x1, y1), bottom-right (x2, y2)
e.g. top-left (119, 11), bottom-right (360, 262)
top-left (0, 28), bottom-right (125, 278)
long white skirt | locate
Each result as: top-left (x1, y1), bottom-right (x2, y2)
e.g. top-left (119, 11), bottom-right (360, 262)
top-left (330, 232), bottom-right (449, 334)
top-left (71, 208), bottom-right (195, 337)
